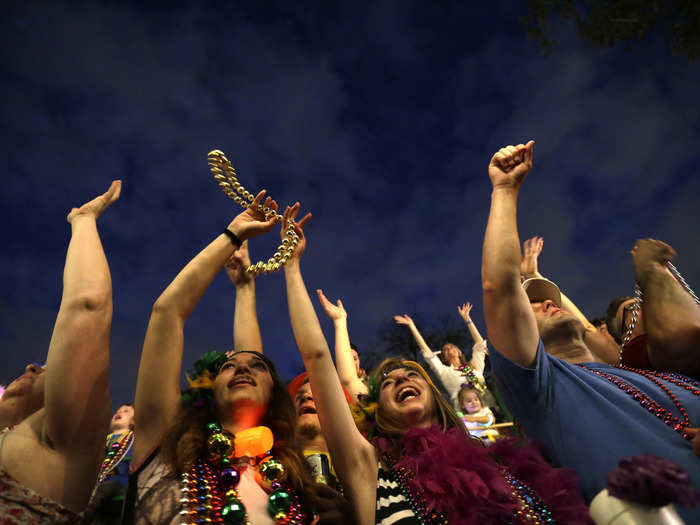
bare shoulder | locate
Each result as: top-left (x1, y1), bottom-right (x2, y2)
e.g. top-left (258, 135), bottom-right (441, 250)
top-left (1, 409), bottom-right (104, 512)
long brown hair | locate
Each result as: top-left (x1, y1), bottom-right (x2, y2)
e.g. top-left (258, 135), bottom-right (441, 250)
top-left (159, 351), bottom-right (330, 516)
top-left (371, 357), bottom-right (477, 461)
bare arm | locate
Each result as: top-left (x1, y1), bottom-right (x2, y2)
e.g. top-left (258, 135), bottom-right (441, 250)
top-left (316, 289), bottom-right (368, 400)
top-left (133, 192), bottom-right (278, 464)
top-left (521, 236), bottom-right (597, 331)
top-left (633, 239), bottom-right (700, 376)
top-left (482, 142), bottom-right (540, 368)
top-left (282, 205), bottom-right (376, 499)
top-left (44, 181), bottom-right (121, 452)
top-left (225, 241), bottom-right (263, 352)
top-left (457, 302), bottom-right (485, 346)
top-left (393, 314), bottom-right (433, 356)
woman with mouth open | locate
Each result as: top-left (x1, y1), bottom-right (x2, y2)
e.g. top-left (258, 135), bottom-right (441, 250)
top-left (125, 192), bottom-right (343, 525)
top-left (282, 205), bottom-right (591, 524)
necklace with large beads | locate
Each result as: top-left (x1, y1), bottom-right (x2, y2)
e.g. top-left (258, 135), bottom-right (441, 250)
top-left (577, 364), bottom-right (699, 438)
top-left (180, 423), bottom-right (305, 525)
top-left (457, 364), bottom-right (486, 394)
top-left (97, 429), bottom-right (133, 484)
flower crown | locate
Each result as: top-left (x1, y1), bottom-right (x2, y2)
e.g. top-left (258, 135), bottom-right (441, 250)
top-left (181, 350), bottom-right (227, 406)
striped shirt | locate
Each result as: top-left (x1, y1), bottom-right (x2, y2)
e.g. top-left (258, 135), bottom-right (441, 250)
top-left (375, 463), bottom-right (420, 525)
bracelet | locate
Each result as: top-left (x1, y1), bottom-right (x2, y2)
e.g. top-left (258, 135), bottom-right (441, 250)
top-left (465, 320), bottom-right (473, 325)
top-left (223, 228), bottom-right (242, 248)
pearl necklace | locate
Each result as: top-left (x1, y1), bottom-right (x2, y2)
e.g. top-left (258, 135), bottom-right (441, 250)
top-left (577, 364), bottom-right (699, 439)
top-left (620, 262), bottom-right (699, 364)
top-left (207, 150), bottom-right (299, 276)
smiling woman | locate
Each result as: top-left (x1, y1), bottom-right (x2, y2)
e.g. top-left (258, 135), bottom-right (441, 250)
top-left (282, 203), bottom-right (593, 524)
top-left (123, 192), bottom-right (338, 525)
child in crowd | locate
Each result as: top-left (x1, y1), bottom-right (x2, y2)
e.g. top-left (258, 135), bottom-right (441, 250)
top-left (457, 386), bottom-right (499, 442)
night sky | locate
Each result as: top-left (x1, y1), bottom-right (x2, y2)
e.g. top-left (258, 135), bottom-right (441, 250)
top-left (2, 1), bottom-right (699, 409)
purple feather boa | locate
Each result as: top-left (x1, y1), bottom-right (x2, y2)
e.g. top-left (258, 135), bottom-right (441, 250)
top-left (377, 426), bottom-right (591, 524)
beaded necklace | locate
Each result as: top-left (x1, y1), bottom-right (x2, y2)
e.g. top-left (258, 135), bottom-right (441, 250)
top-left (180, 423), bottom-right (306, 525)
top-left (383, 453), bottom-right (557, 525)
top-left (577, 364), bottom-right (699, 439)
top-left (619, 262), bottom-right (700, 364)
top-left (457, 364), bottom-right (486, 395)
top-left (97, 430), bottom-right (133, 484)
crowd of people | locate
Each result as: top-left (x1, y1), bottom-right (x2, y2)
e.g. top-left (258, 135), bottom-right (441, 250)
top-left (0, 141), bottom-right (698, 524)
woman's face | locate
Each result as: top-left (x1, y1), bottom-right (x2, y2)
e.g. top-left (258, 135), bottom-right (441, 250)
top-left (378, 366), bottom-right (437, 428)
top-left (461, 391), bottom-right (482, 414)
top-left (213, 352), bottom-right (274, 415)
top-left (442, 344), bottom-right (460, 365)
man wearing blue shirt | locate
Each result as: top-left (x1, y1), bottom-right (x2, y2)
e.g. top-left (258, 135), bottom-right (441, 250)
top-left (480, 140), bottom-right (699, 522)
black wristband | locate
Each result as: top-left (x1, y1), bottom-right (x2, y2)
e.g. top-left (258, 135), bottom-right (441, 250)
top-left (223, 228), bottom-right (242, 248)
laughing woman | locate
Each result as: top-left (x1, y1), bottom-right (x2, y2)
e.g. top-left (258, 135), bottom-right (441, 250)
top-left (126, 192), bottom-right (334, 525)
top-left (281, 204), bottom-right (591, 524)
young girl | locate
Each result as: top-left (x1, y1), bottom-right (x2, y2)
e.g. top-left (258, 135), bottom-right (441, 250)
top-left (457, 387), bottom-right (499, 442)
top-left (282, 204), bottom-right (590, 524)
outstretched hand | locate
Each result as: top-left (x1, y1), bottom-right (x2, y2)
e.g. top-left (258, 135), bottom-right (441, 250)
top-left (521, 236), bottom-right (544, 278)
top-left (394, 314), bottom-right (415, 327)
top-left (457, 302), bottom-right (473, 322)
top-left (316, 289), bottom-right (347, 322)
top-left (281, 202), bottom-right (312, 263)
top-left (488, 140), bottom-right (534, 190)
top-left (225, 240), bottom-right (253, 286)
top-left (228, 190), bottom-right (279, 242)
top-left (67, 180), bottom-right (122, 223)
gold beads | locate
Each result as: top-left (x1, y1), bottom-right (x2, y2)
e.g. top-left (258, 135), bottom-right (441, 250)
top-left (207, 149), bottom-right (300, 277)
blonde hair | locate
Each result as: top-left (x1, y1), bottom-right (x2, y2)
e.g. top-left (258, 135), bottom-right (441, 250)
top-left (370, 357), bottom-right (476, 460)
top-left (457, 386), bottom-right (484, 413)
top-left (438, 343), bottom-right (467, 367)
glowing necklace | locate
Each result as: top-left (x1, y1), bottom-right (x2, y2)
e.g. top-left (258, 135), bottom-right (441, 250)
top-left (179, 424), bottom-right (305, 525)
top-left (207, 150), bottom-right (299, 276)
top-left (619, 262), bottom-right (699, 364)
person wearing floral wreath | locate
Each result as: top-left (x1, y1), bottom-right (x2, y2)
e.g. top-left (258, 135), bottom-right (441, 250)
top-left (125, 191), bottom-right (346, 525)
top-left (393, 303), bottom-right (497, 411)
top-left (282, 203), bottom-right (590, 524)
top-left (481, 140), bottom-right (700, 523)
top-left (0, 181), bottom-right (121, 523)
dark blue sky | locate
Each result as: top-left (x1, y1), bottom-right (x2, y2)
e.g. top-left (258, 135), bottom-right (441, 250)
top-left (2, 1), bottom-right (699, 408)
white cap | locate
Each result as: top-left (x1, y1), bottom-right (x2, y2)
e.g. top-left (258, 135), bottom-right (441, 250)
top-left (522, 277), bottom-right (562, 308)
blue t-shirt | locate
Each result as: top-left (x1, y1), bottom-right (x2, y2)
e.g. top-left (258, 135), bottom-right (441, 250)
top-left (490, 340), bottom-right (700, 522)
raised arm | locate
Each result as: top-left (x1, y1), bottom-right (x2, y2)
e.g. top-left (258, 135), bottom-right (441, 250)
top-left (393, 314), bottom-right (433, 356)
top-left (457, 302), bottom-right (487, 372)
top-left (44, 181), bottom-right (121, 452)
top-left (133, 191), bottom-right (277, 464)
top-left (224, 240), bottom-right (263, 352)
top-left (632, 238), bottom-right (700, 376)
top-left (520, 235), bottom-right (619, 363)
top-left (482, 141), bottom-right (540, 367)
top-left (316, 289), bottom-right (368, 400)
top-left (282, 204), bottom-right (376, 499)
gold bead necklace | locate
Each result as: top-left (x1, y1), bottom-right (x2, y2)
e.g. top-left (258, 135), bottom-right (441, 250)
top-left (207, 150), bottom-right (298, 276)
